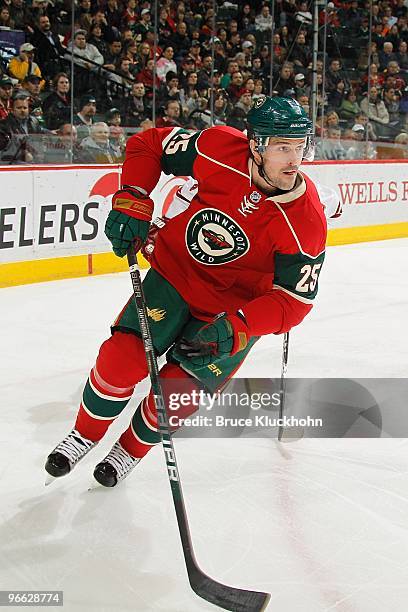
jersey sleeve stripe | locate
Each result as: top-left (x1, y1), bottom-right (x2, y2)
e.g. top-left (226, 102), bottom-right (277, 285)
top-left (195, 134), bottom-right (251, 179)
top-left (272, 284), bottom-right (314, 304)
top-left (161, 127), bottom-right (183, 151)
top-left (272, 201), bottom-right (325, 259)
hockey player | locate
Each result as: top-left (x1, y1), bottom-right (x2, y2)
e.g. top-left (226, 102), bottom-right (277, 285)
top-left (45, 96), bottom-right (327, 487)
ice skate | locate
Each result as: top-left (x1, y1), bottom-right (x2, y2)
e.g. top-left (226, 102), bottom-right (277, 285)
top-left (45, 429), bottom-right (98, 481)
top-left (93, 441), bottom-right (140, 487)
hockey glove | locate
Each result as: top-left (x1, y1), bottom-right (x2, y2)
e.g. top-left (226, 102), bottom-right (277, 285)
top-left (173, 313), bottom-right (250, 368)
top-left (105, 186), bottom-right (154, 257)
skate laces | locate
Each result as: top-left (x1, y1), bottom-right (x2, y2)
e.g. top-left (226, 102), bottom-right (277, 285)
top-left (105, 442), bottom-right (138, 480)
top-left (53, 429), bottom-right (95, 464)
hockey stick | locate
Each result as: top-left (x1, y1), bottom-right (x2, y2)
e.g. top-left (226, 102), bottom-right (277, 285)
top-left (277, 332), bottom-right (290, 442)
top-left (127, 247), bottom-right (270, 612)
top-left (276, 333), bottom-right (304, 450)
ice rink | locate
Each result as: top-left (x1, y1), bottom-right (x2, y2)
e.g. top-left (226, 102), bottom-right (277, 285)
top-left (1, 238), bottom-right (408, 612)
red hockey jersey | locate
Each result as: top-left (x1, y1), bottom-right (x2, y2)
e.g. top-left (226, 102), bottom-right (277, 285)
top-left (121, 126), bottom-right (327, 336)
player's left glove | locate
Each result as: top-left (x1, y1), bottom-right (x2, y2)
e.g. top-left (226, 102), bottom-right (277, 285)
top-left (173, 313), bottom-right (250, 368)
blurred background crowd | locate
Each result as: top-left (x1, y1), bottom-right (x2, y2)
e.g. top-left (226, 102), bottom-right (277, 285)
top-left (0, 0), bottom-right (408, 163)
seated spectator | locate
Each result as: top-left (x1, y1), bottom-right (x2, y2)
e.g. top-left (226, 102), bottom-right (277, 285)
top-left (255, 5), bottom-right (273, 33)
top-left (187, 40), bottom-right (202, 69)
top-left (171, 22), bottom-right (191, 59)
top-left (338, 89), bottom-right (361, 122)
top-left (226, 70), bottom-right (245, 102)
top-left (291, 31), bottom-right (312, 69)
top-left (328, 79), bottom-right (346, 109)
top-left (252, 78), bottom-right (265, 102)
top-left (188, 96), bottom-right (212, 130)
top-left (251, 56), bottom-right (264, 80)
top-left (179, 71), bottom-right (199, 114)
top-left (78, 121), bottom-right (122, 163)
top-left (197, 54), bottom-right (213, 89)
top-left (383, 87), bottom-right (402, 127)
top-left (226, 89), bottom-right (252, 131)
top-left (297, 94), bottom-right (310, 116)
top-left (156, 45), bottom-right (177, 83)
top-left (394, 132), bottom-right (408, 157)
top-left (155, 99), bottom-right (183, 128)
top-left (295, 1), bottom-right (313, 28)
top-left (352, 112), bottom-right (377, 141)
top-left (103, 39), bottom-right (123, 72)
top-left (212, 89), bottom-right (231, 125)
top-left (136, 58), bottom-right (161, 99)
top-left (158, 71), bottom-right (181, 105)
top-left (0, 94), bottom-right (47, 163)
top-left (88, 23), bottom-right (109, 59)
top-left (121, 81), bottom-right (151, 127)
top-left (8, 44), bottom-right (43, 86)
top-left (42, 72), bottom-right (71, 130)
top-left (158, 7), bottom-right (174, 46)
top-left (273, 62), bottom-right (295, 96)
top-left (325, 110), bottom-right (340, 129)
top-left (105, 0), bottom-right (122, 30)
top-left (362, 63), bottom-right (384, 91)
top-left (315, 73), bottom-right (329, 115)
top-left (379, 42), bottom-right (397, 71)
top-left (0, 76), bottom-right (14, 121)
top-left (105, 108), bottom-right (126, 156)
top-left (20, 74), bottom-right (44, 124)
top-left (30, 15), bottom-right (65, 81)
top-left (121, 0), bottom-right (137, 33)
top-left (0, 5), bottom-right (15, 28)
top-left (316, 126), bottom-right (347, 160)
top-left (134, 8), bottom-right (152, 40)
top-left (396, 41), bottom-right (408, 70)
top-left (383, 61), bottom-right (406, 91)
top-left (325, 58), bottom-right (349, 93)
top-left (9, 0), bottom-right (30, 31)
top-left (294, 72), bottom-right (309, 99)
top-left (271, 33), bottom-right (285, 65)
top-left (360, 86), bottom-right (390, 137)
top-left (74, 94), bottom-right (97, 142)
top-left (346, 124), bottom-right (377, 159)
top-left (108, 56), bottom-right (134, 93)
top-left (220, 59), bottom-right (239, 89)
top-left (66, 30), bottom-right (104, 96)
top-left (45, 123), bottom-right (81, 163)
top-left (177, 56), bottom-right (196, 90)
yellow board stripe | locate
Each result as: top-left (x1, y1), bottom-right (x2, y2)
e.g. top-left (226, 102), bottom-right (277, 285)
top-left (327, 222), bottom-right (408, 246)
top-left (1, 221), bottom-right (407, 288)
top-left (0, 251), bottom-right (149, 288)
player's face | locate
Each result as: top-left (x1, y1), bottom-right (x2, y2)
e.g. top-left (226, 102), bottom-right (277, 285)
top-left (260, 137), bottom-right (306, 190)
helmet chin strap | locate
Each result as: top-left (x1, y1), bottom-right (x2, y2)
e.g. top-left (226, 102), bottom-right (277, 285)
top-left (253, 151), bottom-right (279, 190)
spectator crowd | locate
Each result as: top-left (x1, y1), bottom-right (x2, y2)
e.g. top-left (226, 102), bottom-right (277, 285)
top-left (0, 0), bottom-right (408, 163)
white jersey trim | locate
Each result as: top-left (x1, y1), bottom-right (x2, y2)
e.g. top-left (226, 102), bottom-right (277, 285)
top-left (273, 284), bottom-right (314, 305)
top-left (195, 132), bottom-right (251, 180)
top-left (272, 200), bottom-right (325, 259)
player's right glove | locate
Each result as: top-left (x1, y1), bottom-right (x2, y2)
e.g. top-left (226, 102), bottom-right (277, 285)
top-left (105, 186), bottom-right (154, 257)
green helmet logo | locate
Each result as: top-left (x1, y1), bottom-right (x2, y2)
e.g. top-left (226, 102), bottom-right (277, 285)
top-left (247, 96), bottom-right (313, 141)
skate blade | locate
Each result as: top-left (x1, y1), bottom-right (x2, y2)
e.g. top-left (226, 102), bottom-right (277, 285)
top-left (278, 426), bottom-right (305, 443)
top-left (45, 473), bottom-right (57, 486)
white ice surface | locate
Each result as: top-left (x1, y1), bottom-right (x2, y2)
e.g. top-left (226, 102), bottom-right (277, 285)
top-left (1, 239), bottom-right (408, 612)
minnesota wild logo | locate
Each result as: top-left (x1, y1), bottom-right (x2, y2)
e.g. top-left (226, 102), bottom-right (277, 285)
top-left (185, 208), bottom-right (250, 265)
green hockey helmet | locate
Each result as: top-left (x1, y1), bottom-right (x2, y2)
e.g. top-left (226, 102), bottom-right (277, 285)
top-left (247, 96), bottom-right (314, 159)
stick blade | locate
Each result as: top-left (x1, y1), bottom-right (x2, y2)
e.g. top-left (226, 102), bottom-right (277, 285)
top-left (191, 572), bottom-right (270, 612)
